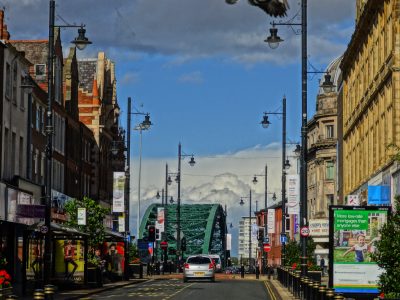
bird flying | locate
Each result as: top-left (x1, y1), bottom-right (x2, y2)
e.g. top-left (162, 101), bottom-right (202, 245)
top-left (249, 0), bottom-right (290, 17)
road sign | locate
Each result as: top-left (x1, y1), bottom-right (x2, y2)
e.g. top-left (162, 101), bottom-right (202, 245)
top-left (264, 237), bottom-right (270, 244)
top-left (40, 225), bottom-right (48, 234)
top-left (300, 226), bottom-right (310, 237)
top-left (160, 241), bottom-right (168, 249)
top-left (280, 233), bottom-right (287, 244)
top-left (263, 243), bottom-right (271, 252)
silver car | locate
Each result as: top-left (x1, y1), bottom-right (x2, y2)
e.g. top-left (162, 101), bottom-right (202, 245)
top-left (183, 255), bottom-right (215, 282)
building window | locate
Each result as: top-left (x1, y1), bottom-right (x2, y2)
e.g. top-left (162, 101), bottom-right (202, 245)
top-left (19, 136), bottom-right (24, 176)
top-left (11, 132), bottom-right (16, 176)
top-left (326, 161), bottom-right (335, 180)
top-left (5, 63), bottom-right (11, 99)
top-left (326, 125), bottom-right (334, 138)
top-left (12, 63), bottom-right (18, 104)
top-left (20, 76), bottom-right (25, 109)
top-left (35, 64), bottom-right (46, 79)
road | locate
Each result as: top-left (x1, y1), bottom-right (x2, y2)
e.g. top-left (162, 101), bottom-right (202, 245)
top-left (86, 278), bottom-right (274, 300)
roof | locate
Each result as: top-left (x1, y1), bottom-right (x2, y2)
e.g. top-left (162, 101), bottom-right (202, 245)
top-left (78, 59), bottom-right (97, 93)
top-left (10, 40), bottom-right (48, 66)
top-left (318, 56), bottom-right (343, 95)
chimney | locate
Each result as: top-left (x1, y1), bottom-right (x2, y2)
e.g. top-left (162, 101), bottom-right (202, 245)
top-left (0, 10), bottom-right (10, 40)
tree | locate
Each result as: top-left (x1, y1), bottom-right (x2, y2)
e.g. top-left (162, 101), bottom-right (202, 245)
top-left (284, 237), bottom-right (318, 270)
top-left (64, 197), bottom-right (109, 252)
top-left (371, 196), bottom-right (400, 298)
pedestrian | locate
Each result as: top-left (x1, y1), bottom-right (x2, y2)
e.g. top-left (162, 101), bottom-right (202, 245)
top-left (320, 257), bottom-right (325, 276)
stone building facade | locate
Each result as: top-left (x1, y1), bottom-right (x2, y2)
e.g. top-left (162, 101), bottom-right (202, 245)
top-left (340, 0), bottom-right (400, 204)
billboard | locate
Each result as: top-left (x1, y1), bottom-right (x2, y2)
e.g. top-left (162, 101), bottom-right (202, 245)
top-left (156, 207), bottom-right (165, 233)
top-left (309, 219), bottom-right (329, 237)
top-left (112, 172), bottom-right (125, 212)
top-left (329, 206), bottom-right (390, 295)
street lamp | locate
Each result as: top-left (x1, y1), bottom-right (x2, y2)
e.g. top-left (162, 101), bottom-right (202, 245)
top-left (260, 95), bottom-right (288, 266)
top-left (239, 190), bottom-right (252, 272)
top-left (44, 0), bottom-right (91, 285)
top-left (252, 166), bottom-right (278, 274)
top-left (133, 114), bottom-right (152, 241)
top-left (175, 143), bottom-right (195, 267)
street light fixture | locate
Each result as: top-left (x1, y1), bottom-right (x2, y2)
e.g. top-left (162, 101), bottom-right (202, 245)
top-left (239, 191), bottom-right (253, 271)
top-left (260, 95), bottom-right (288, 267)
top-left (265, 26), bottom-right (284, 49)
top-left (43, 0), bottom-right (91, 285)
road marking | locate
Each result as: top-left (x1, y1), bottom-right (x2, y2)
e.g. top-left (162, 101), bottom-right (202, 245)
top-left (164, 282), bottom-right (194, 299)
top-left (264, 281), bottom-right (277, 300)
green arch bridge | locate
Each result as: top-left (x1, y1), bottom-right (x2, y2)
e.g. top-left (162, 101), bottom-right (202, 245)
top-left (139, 203), bottom-right (228, 266)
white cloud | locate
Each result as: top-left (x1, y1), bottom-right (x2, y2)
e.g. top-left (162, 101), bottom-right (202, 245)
top-left (178, 71), bottom-right (203, 83)
top-left (5, 0), bottom-right (355, 65)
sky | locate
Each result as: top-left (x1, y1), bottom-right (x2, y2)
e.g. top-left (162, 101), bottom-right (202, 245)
top-left (4, 0), bottom-right (355, 256)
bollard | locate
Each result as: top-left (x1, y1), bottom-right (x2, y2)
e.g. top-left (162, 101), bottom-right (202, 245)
top-left (318, 284), bottom-right (327, 300)
top-left (308, 279), bottom-right (314, 300)
top-left (295, 274), bottom-right (301, 299)
top-left (313, 281), bottom-right (320, 300)
top-left (240, 265), bottom-right (245, 278)
top-left (33, 289), bottom-right (45, 300)
top-left (256, 265), bottom-right (260, 279)
top-left (44, 284), bottom-right (56, 300)
top-left (5, 295), bottom-right (18, 300)
top-left (333, 294), bottom-right (344, 300)
top-left (325, 289), bottom-right (335, 299)
top-left (303, 278), bottom-right (309, 300)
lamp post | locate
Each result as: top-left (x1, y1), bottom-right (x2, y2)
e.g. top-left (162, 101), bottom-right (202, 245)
top-left (252, 166), bottom-right (277, 274)
top-left (261, 95), bottom-right (288, 266)
top-left (44, 0), bottom-right (91, 285)
top-left (239, 190), bottom-right (252, 271)
top-left (176, 143), bottom-right (195, 269)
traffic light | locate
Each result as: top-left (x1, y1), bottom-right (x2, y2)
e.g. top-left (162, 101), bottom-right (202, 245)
top-left (257, 227), bottom-right (264, 241)
top-left (148, 225), bottom-right (156, 242)
top-left (181, 237), bottom-right (187, 252)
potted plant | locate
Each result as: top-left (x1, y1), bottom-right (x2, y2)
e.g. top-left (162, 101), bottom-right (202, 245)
top-left (0, 269), bottom-right (12, 299)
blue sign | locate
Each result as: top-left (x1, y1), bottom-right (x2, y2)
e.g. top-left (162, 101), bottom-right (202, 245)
top-left (280, 233), bottom-right (287, 244)
top-left (368, 185), bottom-right (390, 205)
top-left (137, 239), bottom-right (148, 250)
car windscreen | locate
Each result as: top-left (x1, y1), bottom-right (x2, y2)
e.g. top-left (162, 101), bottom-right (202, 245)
top-left (187, 256), bottom-right (211, 264)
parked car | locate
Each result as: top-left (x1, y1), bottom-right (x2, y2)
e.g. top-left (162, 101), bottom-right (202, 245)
top-left (183, 255), bottom-right (215, 282)
top-left (208, 254), bottom-right (222, 273)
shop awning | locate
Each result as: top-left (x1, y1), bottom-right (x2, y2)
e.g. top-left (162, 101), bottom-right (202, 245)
top-left (28, 221), bottom-right (89, 239)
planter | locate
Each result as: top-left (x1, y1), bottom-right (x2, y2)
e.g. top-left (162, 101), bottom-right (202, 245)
top-left (307, 270), bottom-right (322, 282)
top-left (0, 287), bottom-right (13, 300)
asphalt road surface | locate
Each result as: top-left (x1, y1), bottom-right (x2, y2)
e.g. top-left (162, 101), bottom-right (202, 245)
top-left (86, 278), bottom-right (273, 300)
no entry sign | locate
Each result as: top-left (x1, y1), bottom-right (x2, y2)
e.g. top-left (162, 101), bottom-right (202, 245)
top-left (160, 241), bottom-right (168, 249)
top-left (300, 226), bottom-right (310, 237)
top-left (263, 243), bottom-right (271, 252)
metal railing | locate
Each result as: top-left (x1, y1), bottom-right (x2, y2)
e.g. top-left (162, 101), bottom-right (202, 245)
top-left (277, 267), bottom-right (345, 300)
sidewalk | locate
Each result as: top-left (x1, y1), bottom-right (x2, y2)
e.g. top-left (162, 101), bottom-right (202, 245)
top-left (20, 278), bottom-right (149, 300)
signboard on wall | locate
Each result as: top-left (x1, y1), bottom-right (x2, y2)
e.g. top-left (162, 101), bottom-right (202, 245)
top-left (367, 185), bottom-right (390, 205)
top-left (309, 219), bottom-right (329, 236)
top-left (77, 208), bottom-right (86, 225)
top-left (329, 206), bottom-right (390, 295)
top-left (112, 172), bottom-right (125, 213)
top-left (346, 195), bottom-right (360, 206)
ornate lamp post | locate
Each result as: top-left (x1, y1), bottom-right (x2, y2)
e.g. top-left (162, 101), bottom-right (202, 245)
top-left (44, 0), bottom-right (91, 285)
top-left (240, 190), bottom-right (253, 271)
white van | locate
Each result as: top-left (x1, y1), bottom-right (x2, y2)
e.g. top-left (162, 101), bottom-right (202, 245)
top-left (208, 254), bottom-right (222, 273)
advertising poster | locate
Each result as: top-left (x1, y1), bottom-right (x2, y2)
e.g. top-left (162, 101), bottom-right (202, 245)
top-left (54, 240), bottom-right (85, 282)
top-left (26, 239), bottom-right (45, 280)
top-left (330, 206), bottom-right (389, 294)
top-left (156, 207), bottom-right (165, 233)
top-left (102, 242), bottom-right (125, 277)
top-left (287, 174), bottom-right (300, 214)
top-left (112, 172), bottom-right (125, 213)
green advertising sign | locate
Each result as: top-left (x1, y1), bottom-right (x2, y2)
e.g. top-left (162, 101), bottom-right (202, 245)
top-left (334, 210), bottom-right (370, 231)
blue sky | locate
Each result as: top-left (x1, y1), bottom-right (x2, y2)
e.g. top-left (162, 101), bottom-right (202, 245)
top-left (5, 0), bottom-right (356, 254)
